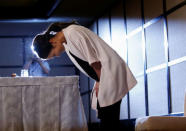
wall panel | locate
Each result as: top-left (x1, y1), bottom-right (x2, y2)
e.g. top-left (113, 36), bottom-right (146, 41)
top-left (0, 23), bottom-right (50, 36)
top-left (98, 13), bottom-right (111, 46)
top-left (147, 69), bottom-right (168, 116)
top-left (0, 38), bottom-right (23, 66)
top-left (120, 95), bottom-right (128, 119)
top-left (0, 68), bottom-right (22, 77)
top-left (125, 0), bottom-right (142, 33)
top-left (166, 0), bottom-right (184, 10)
top-left (111, 0), bottom-right (127, 60)
top-left (167, 6), bottom-right (186, 61)
top-left (128, 32), bottom-right (144, 76)
top-left (89, 21), bottom-right (97, 34)
top-left (144, 0), bottom-right (163, 23)
top-left (79, 72), bottom-right (89, 93)
top-left (49, 67), bottom-right (76, 76)
top-left (170, 61), bottom-right (186, 113)
top-left (145, 19), bottom-right (165, 68)
top-left (130, 76), bottom-right (145, 119)
top-left (24, 37), bottom-right (34, 60)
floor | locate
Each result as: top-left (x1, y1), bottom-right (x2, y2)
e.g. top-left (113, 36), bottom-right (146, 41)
top-left (88, 119), bottom-right (136, 131)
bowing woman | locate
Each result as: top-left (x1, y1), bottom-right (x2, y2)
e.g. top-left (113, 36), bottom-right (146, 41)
top-left (31, 21), bottom-right (137, 130)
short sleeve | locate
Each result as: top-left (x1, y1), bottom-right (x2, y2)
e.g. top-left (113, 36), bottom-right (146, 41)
top-left (43, 61), bottom-right (50, 71)
top-left (68, 28), bottom-right (99, 65)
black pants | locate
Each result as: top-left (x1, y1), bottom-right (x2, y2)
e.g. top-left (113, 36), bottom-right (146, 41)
top-left (97, 100), bottom-right (122, 131)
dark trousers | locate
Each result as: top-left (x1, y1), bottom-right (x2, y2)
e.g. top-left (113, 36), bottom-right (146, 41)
top-left (97, 100), bottom-right (122, 131)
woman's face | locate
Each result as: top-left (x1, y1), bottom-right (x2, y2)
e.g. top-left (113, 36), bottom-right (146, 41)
top-left (47, 45), bottom-right (64, 59)
top-left (47, 32), bottom-right (66, 59)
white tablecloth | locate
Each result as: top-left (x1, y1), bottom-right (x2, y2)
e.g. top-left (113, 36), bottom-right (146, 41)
top-left (0, 76), bottom-right (88, 131)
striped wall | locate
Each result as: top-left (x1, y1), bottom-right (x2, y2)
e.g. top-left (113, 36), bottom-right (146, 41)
top-left (82, 0), bottom-right (186, 123)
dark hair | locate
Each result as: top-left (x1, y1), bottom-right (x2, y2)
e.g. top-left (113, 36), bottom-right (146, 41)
top-left (32, 21), bottom-right (79, 59)
top-left (32, 34), bottom-right (53, 59)
top-left (45, 21), bottom-right (79, 35)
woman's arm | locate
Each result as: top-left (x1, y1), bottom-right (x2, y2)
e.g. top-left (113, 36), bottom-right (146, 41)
top-left (36, 59), bottom-right (50, 74)
top-left (90, 61), bottom-right (101, 80)
top-left (91, 61), bottom-right (102, 97)
top-left (23, 59), bottom-right (33, 69)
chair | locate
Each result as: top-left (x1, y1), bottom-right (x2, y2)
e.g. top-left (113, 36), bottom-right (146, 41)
top-left (135, 89), bottom-right (186, 131)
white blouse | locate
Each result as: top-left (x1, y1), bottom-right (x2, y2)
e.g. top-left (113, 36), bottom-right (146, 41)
top-left (63, 25), bottom-right (137, 109)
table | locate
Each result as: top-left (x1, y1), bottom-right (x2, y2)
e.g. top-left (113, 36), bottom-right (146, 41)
top-left (0, 76), bottom-right (88, 131)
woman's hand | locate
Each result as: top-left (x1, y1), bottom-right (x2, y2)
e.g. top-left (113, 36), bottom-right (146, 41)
top-left (94, 82), bottom-right (99, 97)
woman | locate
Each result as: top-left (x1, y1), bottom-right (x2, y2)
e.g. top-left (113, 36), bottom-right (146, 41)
top-left (24, 54), bottom-right (50, 76)
top-left (32, 21), bottom-right (137, 130)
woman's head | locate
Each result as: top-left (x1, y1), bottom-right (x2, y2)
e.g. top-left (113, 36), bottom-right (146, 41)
top-left (32, 34), bottom-right (53, 59)
top-left (32, 21), bottom-right (79, 59)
